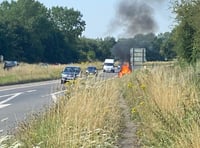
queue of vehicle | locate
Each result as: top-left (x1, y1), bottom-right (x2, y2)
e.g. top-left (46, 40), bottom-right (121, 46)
top-left (60, 59), bottom-right (126, 84)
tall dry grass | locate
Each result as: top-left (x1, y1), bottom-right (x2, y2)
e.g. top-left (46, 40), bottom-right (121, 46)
top-left (3, 60), bottom-right (200, 147)
top-left (0, 63), bottom-right (66, 85)
top-left (122, 64), bottom-right (200, 147)
top-left (3, 78), bottom-right (122, 147)
top-left (0, 62), bottom-right (103, 85)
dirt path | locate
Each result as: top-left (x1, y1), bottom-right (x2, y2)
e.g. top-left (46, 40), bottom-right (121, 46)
top-left (117, 97), bottom-right (140, 148)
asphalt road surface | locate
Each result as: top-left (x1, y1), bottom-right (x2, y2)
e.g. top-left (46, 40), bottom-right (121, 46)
top-left (0, 80), bottom-right (62, 136)
top-left (0, 71), bottom-right (118, 136)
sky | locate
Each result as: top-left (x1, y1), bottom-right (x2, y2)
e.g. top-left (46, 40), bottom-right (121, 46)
top-left (1, 0), bottom-right (176, 39)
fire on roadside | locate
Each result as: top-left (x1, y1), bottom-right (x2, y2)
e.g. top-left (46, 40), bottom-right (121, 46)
top-left (118, 62), bottom-right (131, 78)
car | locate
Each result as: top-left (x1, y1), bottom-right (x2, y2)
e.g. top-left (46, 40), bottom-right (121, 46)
top-left (86, 66), bottom-right (98, 76)
top-left (3, 61), bottom-right (19, 70)
top-left (61, 66), bottom-right (82, 84)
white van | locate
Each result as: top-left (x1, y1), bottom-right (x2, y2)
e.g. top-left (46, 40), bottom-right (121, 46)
top-left (103, 59), bottom-right (115, 73)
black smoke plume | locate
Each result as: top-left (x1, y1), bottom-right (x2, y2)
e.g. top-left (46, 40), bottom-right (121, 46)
top-left (108, 0), bottom-right (166, 37)
top-left (110, 0), bottom-right (165, 62)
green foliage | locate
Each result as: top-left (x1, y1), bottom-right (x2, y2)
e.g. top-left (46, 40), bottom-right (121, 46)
top-left (0, 0), bottom-right (178, 64)
top-left (76, 37), bottom-right (116, 62)
top-left (159, 32), bottom-right (177, 60)
top-left (50, 6), bottom-right (86, 41)
top-left (172, 0), bottom-right (200, 64)
top-left (0, 0), bottom-right (86, 63)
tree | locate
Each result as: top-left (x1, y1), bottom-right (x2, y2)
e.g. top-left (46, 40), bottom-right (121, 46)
top-left (50, 6), bottom-right (86, 41)
top-left (111, 33), bottom-right (164, 62)
top-left (98, 37), bottom-right (116, 60)
top-left (75, 37), bottom-right (116, 62)
top-left (0, 0), bottom-right (86, 63)
top-left (156, 32), bottom-right (176, 60)
top-left (172, 0), bottom-right (200, 63)
top-left (49, 6), bottom-right (86, 63)
top-left (0, 0), bottom-right (52, 62)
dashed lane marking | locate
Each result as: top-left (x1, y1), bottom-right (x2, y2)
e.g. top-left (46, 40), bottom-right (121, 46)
top-left (0, 104), bottom-right (10, 109)
top-left (26, 90), bottom-right (37, 93)
top-left (1, 117), bottom-right (8, 122)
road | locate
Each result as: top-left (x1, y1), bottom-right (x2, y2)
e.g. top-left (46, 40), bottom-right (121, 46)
top-left (0, 71), bottom-right (118, 136)
top-left (0, 80), bottom-right (62, 136)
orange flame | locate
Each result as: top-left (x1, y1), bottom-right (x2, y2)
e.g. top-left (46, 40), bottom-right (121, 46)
top-left (118, 62), bottom-right (131, 78)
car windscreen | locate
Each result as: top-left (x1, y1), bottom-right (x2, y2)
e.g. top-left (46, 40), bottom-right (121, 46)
top-left (71, 67), bottom-right (81, 73)
top-left (87, 67), bottom-right (96, 71)
top-left (64, 67), bottom-right (73, 72)
top-left (104, 63), bottom-right (113, 66)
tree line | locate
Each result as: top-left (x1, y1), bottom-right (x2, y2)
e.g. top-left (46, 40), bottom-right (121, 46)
top-left (171, 0), bottom-right (200, 64)
top-left (0, 0), bottom-right (197, 64)
top-left (0, 0), bottom-right (117, 63)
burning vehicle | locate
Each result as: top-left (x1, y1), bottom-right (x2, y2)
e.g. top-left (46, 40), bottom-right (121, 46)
top-left (118, 62), bottom-right (131, 78)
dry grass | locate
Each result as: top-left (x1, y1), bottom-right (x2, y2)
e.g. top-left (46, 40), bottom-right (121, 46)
top-left (0, 63), bottom-right (66, 85)
top-left (2, 77), bottom-right (122, 147)
top-left (121, 63), bottom-right (200, 147)
top-left (0, 61), bottom-right (103, 85)
top-left (2, 60), bottom-right (200, 147)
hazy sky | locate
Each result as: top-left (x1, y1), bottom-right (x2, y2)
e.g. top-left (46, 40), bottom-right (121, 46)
top-left (1, 0), bottom-right (176, 38)
top-left (39, 0), bottom-right (175, 38)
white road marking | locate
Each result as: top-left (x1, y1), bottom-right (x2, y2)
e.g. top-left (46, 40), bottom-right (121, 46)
top-left (50, 90), bottom-right (68, 103)
top-left (0, 89), bottom-right (38, 109)
top-left (0, 80), bottom-right (58, 92)
top-left (41, 94), bottom-right (50, 98)
top-left (51, 94), bottom-right (57, 103)
top-left (51, 90), bottom-right (67, 95)
top-left (1, 117), bottom-right (8, 122)
top-left (0, 93), bottom-right (21, 98)
top-left (0, 92), bottom-right (21, 109)
top-left (0, 104), bottom-right (10, 109)
top-left (26, 90), bottom-right (36, 93)
top-left (0, 93), bottom-right (22, 105)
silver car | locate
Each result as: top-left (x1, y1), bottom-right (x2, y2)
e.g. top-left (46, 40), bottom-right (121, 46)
top-left (61, 66), bottom-right (81, 84)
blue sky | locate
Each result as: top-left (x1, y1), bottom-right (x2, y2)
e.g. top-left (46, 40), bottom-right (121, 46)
top-left (1, 0), bottom-right (175, 38)
top-left (39, 0), bottom-right (175, 38)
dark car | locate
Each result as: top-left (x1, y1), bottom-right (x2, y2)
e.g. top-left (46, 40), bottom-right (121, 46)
top-left (61, 66), bottom-right (81, 84)
top-left (86, 66), bottom-right (98, 76)
top-left (3, 61), bottom-right (19, 70)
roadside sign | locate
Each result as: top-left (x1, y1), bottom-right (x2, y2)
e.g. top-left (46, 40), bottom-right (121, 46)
top-left (130, 48), bottom-right (146, 70)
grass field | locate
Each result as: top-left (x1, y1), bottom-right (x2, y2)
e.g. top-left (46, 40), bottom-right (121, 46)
top-left (1, 77), bottom-right (123, 147)
top-left (0, 63), bottom-right (66, 85)
top-left (1, 61), bottom-right (200, 147)
top-left (121, 62), bottom-right (200, 147)
top-left (0, 61), bottom-right (103, 86)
